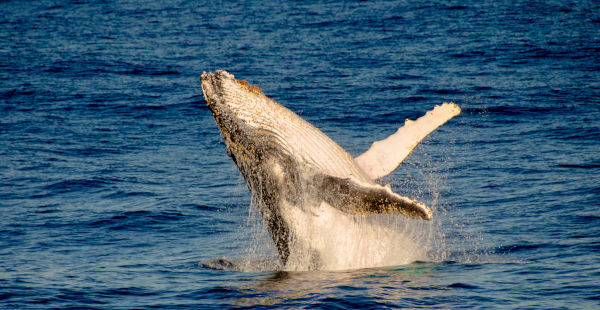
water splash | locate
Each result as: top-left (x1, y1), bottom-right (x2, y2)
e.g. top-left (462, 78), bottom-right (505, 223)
top-left (281, 203), bottom-right (431, 271)
top-left (205, 122), bottom-right (483, 272)
top-left (210, 147), bottom-right (466, 272)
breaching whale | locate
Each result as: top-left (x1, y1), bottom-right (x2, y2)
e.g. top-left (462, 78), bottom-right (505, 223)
top-left (201, 70), bottom-right (460, 269)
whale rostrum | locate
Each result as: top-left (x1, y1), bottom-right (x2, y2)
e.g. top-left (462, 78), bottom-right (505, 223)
top-left (201, 70), bottom-right (460, 267)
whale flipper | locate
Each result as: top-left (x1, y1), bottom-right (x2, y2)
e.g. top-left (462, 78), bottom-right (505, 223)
top-left (317, 175), bottom-right (432, 220)
top-left (355, 102), bottom-right (461, 180)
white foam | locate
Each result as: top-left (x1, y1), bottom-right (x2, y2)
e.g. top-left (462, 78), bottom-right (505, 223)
top-left (282, 201), bottom-right (430, 271)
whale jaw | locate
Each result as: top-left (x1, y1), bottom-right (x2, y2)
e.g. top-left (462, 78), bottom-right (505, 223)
top-left (201, 70), bottom-right (435, 268)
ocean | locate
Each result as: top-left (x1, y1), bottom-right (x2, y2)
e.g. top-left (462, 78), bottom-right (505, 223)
top-left (1, 0), bottom-right (599, 308)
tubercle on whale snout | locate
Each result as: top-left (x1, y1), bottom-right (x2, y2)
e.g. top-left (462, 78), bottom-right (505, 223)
top-left (202, 70), bottom-right (264, 97)
top-left (236, 79), bottom-right (264, 95)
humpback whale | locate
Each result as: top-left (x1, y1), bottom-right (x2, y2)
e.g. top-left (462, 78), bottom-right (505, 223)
top-left (201, 70), bottom-right (460, 269)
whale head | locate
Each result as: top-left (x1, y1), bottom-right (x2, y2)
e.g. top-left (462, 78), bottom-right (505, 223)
top-left (200, 70), bottom-right (271, 158)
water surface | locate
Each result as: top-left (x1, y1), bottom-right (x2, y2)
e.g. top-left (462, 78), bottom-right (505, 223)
top-left (1, 0), bottom-right (599, 308)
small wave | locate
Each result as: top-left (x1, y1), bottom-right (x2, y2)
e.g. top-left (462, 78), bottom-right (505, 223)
top-left (40, 59), bottom-right (182, 78)
top-left (89, 210), bottom-right (186, 232)
top-left (451, 51), bottom-right (486, 58)
top-left (131, 104), bottom-right (167, 111)
top-left (387, 73), bottom-right (424, 80)
top-left (520, 47), bottom-right (571, 60)
top-left (403, 96), bottom-right (428, 102)
top-left (1, 89), bottom-right (36, 99)
top-left (556, 163), bottom-right (600, 169)
top-left (97, 287), bottom-right (157, 297)
top-left (445, 5), bottom-right (468, 10)
top-left (102, 191), bottom-right (157, 199)
top-left (553, 127), bottom-right (600, 141)
top-left (448, 282), bottom-right (479, 289)
top-left (72, 147), bottom-right (122, 157)
top-left (493, 243), bottom-right (548, 254)
top-left (124, 69), bottom-right (180, 76)
top-left (461, 105), bottom-right (570, 116)
top-left (181, 203), bottom-right (221, 211)
top-left (418, 88), bottom-right (465, 95)
top-left (43, 178), bottom-right (111, 194)
top-left (570, 214), bottom-right (600, 225)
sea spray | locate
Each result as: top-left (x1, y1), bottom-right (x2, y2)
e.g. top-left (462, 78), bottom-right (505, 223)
top-left (225, 185), bottom-right (435, 272)
top-left (211, 130), bottom-right (470, 272)
top-left (228, 148), bottom-right (451, 272)
top-left (281, 203), bottom-right (430, 271)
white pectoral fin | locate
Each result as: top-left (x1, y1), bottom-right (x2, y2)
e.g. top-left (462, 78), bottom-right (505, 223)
top-left (355, 102), bottom-right (461, 180)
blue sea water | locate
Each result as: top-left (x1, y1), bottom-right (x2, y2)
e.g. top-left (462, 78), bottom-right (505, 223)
top-left (1, 0), bottom-right (600, 308)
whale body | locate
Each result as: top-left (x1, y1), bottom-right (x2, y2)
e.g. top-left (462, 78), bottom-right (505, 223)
top-left (201, 70), bottom-right (460, 269)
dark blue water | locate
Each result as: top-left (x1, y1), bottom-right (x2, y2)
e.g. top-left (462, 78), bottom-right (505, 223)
top-left (2, 0), bottom-right (599, 308)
